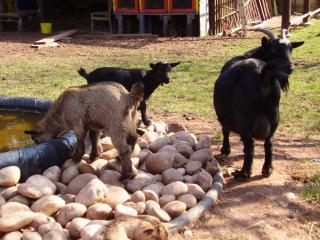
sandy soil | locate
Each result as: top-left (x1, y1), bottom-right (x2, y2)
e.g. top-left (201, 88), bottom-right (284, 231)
top-left (155, 112), bottom-right (320, 240)
top-left (0, 33), bottom-right (319, 240)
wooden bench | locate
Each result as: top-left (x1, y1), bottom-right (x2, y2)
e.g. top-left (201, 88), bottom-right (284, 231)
top-left (0, 0), bottom-right (38, 31)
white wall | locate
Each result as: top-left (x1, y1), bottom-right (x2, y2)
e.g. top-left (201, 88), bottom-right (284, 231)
top-left (199, 0), bottom-right (210, 37)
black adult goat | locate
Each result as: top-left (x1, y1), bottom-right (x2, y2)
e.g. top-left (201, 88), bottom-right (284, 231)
top-left (214, 29), bottom-right (304, 180)
top-left (78, 61), bottom-right (180, 126)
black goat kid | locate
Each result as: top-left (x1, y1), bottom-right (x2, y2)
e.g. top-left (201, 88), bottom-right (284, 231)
top-left (214, 29), bottom-right (304, 180)
top-left (78, 61), bottom-right (180, 126)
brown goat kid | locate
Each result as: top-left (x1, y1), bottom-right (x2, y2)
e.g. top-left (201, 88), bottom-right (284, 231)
top-left (25, 82), bottom-right (144, 181)
top-left (105, 215), bottom-right (168, 240)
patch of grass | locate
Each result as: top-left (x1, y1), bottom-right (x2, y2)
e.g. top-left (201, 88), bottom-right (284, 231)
top-left (0, 20), bottom-right (319, 137)
top-left (301, 173), bottom-right (320, 202)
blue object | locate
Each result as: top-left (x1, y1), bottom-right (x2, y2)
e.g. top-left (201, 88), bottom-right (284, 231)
top-left (0, 96), bottom-right (53, 113)
top-left (0, 131), bottom-right (77, 182)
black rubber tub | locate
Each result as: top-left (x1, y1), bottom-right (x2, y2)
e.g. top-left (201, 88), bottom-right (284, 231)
top-left (0, 96), bottom-right (77, 181)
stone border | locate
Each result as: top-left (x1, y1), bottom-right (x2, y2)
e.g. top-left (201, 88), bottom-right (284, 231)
top-left (0, 96), bottom-right (224, 233)
top-left (167, 165), bottom-right (224, 232)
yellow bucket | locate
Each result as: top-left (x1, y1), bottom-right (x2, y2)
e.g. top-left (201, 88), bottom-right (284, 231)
top-left (40, 22), bottom-right (52, 34)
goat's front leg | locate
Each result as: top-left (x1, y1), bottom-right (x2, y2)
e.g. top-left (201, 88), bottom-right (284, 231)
top-left (262, 136), bottom-right (273, 177)
top-left (112, 134), bottom-right (137, 182)
top-left (233, 134), bottom-right (254, 180)
top-left (72, 128), bottom-right (87, 162)
top-left (139, 101), bottom-right (152, 126)
top-left (89, 130), bottom-right (103, 162)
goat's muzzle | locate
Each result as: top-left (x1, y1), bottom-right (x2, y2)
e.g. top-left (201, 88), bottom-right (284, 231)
top-left (287, 65), bottom-right (294, 75)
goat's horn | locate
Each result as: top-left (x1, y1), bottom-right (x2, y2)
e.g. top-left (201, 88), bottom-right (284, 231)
top-left (252, 28), bottom-right (277, 40)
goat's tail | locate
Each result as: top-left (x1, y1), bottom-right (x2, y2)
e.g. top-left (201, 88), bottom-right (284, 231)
top-left (127, 82), bottom-right (144, 107)
top-left (78, 67), bottom-right (89, 81)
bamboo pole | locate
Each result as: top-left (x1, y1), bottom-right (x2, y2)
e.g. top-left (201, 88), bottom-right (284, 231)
top-left (167, 168), bottom-right (224, 232)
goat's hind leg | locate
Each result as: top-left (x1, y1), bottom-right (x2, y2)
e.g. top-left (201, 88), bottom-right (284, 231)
top-left (262, 136), bottom-right (273, 177)
top-left (233, 134), bottom-right (254, 180)
top-left (89, 130), bottom-right (103, 162)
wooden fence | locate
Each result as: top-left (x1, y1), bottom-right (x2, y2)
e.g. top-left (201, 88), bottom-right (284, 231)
top-left (209, 0), bottom-right (273, 35)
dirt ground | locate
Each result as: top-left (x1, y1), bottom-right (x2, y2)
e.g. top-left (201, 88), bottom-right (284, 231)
top-left (154, 112), bottom-right (320, 240)
top-left (0, 33), bottom-right (319, 240)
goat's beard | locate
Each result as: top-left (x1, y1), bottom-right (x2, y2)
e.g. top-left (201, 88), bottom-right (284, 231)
top-left (279, 77), bottom-right (289, 92)
top-left (274, 70), bottom-right (290, 92)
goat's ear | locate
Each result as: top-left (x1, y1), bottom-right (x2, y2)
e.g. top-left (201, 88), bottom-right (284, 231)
top-left (142, 227), bottom-right (154, 236)
top-left (170, 62), bottom-right (180, 68)
top-left (150, 63), bottom-right (156, 69)
top-left (261, 37), bottom-right (269, 48)
top-left (291, 41), bottom-right (304, 49)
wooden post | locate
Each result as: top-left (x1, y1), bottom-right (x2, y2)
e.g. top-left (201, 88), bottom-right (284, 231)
top-left (271, 0), bottom-right (278, 16)
top-left (281, 0), bottom-right (291, 37)
top-left (238, 0), bottom-right (247, 33)
top-left (37, 0), bottom-right (44, 22)
top-left (0, 0), bottom-right (4, 31)
top-left (303, 0), bottom-right (310, 23)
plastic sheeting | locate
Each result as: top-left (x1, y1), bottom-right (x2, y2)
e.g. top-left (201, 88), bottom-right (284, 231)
top-left (0, 96), bottom-right (53, 113)
top-left (0, 131), bottom-right (77, 182)
top-left (0, 96), bottom-right (78, 182)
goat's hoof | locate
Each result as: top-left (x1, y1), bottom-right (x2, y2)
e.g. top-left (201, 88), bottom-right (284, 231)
top-left (262, 167), bottom-right (273, 177)
top-left (89, 153), bottom-right (99, 162)
top-left (221, 148), bottom-right (231, 156)
top-left (115, 156), bottom-right (121, 162)
top-left (72, 155), bottom-right (83, 163)
top-left (119, 173), bottom-right (134, 183)
top-left (232, 170), bottom-right (251, 181)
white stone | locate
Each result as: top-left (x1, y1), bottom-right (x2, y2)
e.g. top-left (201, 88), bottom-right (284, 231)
top-left (66, 173), bottom-right (98, 195)
top-left (17, 175), bottom-right (56, 199)
top-left (56, 203), bottom-right (87, 226)
top-left (43, 166), bottom-right (61, 182)
top-left (162, 168), bottom-right (184, 185)
top-left (160, 181), bottom-right (188, 197)
top-left (185, 161), bottom-right (202, 175)
top-left (31, 195), bottom-right (65, 216)
top-left (189, 148), bottom-right (213, 165)
top-left (145, 152), bottom-right (173, 174)
top-left (99, 170), bottom-right (123, 187)
top-left (86, 203), bottom-right (113, 220)
top-left (0, 166), bottom-right (20, 187)
top-left (75, 179), bottom-right (109, 207)
top-left (0, 211), bottom-right (37, 232)
top-left (114, 204), bottom-right (138, 219)
top-left (104, 185), bottom-right (130, 209)
top-left (61, 166), bottom-right (79, 185)
top-left (163, 200), bottom-right (187, 218)
top-left (196, 169), bottom-right (213, 192)
top-left (177, 194), bottom-right (197, 209)
top-left (186, 183), bottom-right (205, 200)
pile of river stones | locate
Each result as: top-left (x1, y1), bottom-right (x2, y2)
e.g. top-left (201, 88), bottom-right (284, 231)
top-left (0, 121), bottom-right (220, 240)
